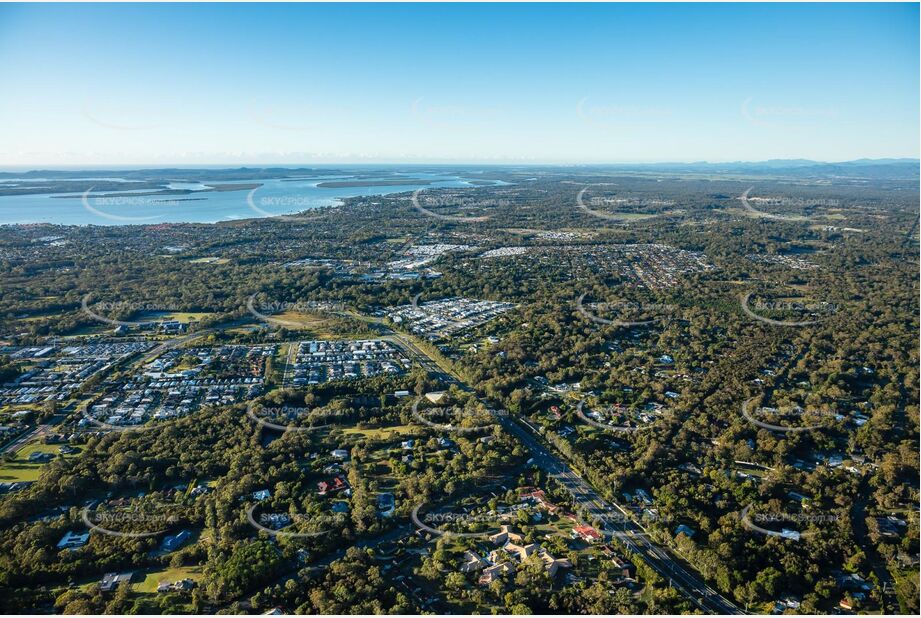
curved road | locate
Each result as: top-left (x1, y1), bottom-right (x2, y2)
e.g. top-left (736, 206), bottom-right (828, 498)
top-left (738, 187), bottom-right (807, 222)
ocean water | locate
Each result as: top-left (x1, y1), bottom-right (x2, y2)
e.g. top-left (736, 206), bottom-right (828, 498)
top-left (0, 173), bottom-right (502, 226)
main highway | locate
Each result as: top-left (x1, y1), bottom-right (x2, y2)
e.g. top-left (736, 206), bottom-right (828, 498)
top-left (498, 414), bottom-right (744, 614)
top-left (390, 323), bottom-right (744, 614)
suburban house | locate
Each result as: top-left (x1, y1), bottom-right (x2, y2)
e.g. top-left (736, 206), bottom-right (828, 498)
top-left (875, 516), bottom-right (908, 538)
top-left (317, 476), bottom-right (347, 495)
top-left (478, 561), bottom-right (515, 585)
top-left (425, 391), bottom-right (447, 404)
top-left (519, 488), bottom-right (562, 514)
top-left (503, 541), bottom-right (539, 562)
top-left (160, 529), bottom-right (191, 552)
top-left (460, 550), bottom-right (488, 573)
top-left (772, 595), bottom-right (801, 613)
top-left (488, 524), bottom-right (524, 546)
top-left (836, 572), bottom-right (873, 592)
top-left (539, 552), bottom-right (572, 577)
top-left (611, 555), bottom-right (637, 579)
top-left (839, 594), bottom-right (866, 611)
top-left (572, 524), bottom-right (602, 543)
top-left (377, 493), bottom-right (395, 517)
top-left (157, 579), bottom-right (196, 593)
top-left (56, 530), bottom-right (90, 550)
top-left (99, 572), bottom-right (133, 592)
top-left (477, 524), bottom-right (572, 581)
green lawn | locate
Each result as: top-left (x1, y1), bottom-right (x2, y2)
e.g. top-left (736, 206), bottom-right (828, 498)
top-left (66, 323), bottom-right (114, 336)
top-left (266, 310), bottom-right (374, 339)
top-left (188, 257), bottom-right (230, 264)
top-left (134, 311), bottom-right (215, 323)
top-left (133, 565), bottom-right (204, 593)
top-left (0, 442), bottom-right (79, 482)
top-left (343, 424), bottom-right (418, 438)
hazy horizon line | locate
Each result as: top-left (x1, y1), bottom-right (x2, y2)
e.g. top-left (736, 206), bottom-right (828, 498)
top-left (2, 157), bottom-right (918, 173)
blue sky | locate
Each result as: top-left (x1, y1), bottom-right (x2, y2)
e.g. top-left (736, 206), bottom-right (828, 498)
top-left (0, 2), bottom-right (917, 166)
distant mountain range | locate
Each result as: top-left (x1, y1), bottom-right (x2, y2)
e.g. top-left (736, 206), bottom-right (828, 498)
top-left (1, 159), bottom-right (918, 181)
top-left (585, 158), bottom-right (919, 179)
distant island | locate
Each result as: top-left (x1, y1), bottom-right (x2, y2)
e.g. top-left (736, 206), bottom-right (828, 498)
top-left (316, 179), bottom-right (433, 188)
top-left (51, 183), bottom-right (263, 199)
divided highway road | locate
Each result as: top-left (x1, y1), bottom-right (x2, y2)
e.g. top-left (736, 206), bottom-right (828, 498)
top-left (352, 314), bottom-right (743, 613)
top-left (498, 414), bottom-right (744, 615)
top-left (386, 325), bottom-right (743, 614)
